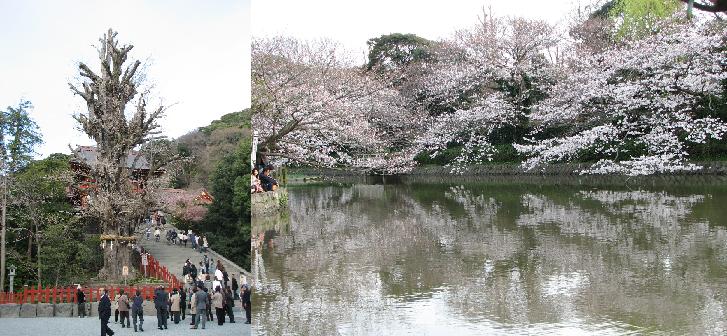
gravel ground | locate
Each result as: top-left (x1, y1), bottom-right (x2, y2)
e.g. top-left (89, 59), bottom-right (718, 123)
top-left (0, 313), bottom-right (251, 336)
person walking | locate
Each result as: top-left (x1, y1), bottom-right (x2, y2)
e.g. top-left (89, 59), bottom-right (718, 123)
top-left (224, 287), bottom-right (235, 323)
top-left (192, 286), bottom-right (208, 330)
top-left (154, 286), bottom-right (169, 330)
top-left (202, 236), bottom-right (209, 252)
top-left (242, 285), bottom-right (251, 324)
top-left (154, 227), bottom-right (161, 242)
top-left (212, 287), bottom-right (225, 325)
top-left (189, 287), bottom-right (198, 327)
top-left (131, 290), bottom-right (144, 332)
top-left (190, 264), bottom-right (198, 283)
top-left (145, 227), bottom-right (151, 240)
top-left (180, 287), bottom-right (187, 321)
top-left (170, 288), bottom-right (181, 324)
top-left (117, 289), bottom-right (130, 328)
top-left (99, 288), bottom-right (114, 336)
top-left (113, 292), bottom-right (120, 324)
top-left (76, 286), bottom-right (86, 318)
top-left (189, 231), bottom-right (196, 250)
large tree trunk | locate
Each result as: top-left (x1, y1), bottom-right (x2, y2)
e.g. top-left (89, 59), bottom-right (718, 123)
top-left (97, 240), bottom-right (138, 282)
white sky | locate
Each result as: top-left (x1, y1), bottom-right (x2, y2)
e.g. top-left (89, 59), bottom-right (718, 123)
top-left (0, 0), bottom-right (251, 158)
top-left (252, 0), bottom-right (600, 61)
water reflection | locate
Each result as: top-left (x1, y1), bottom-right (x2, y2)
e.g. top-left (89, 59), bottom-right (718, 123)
top-left (253, 182), bottom-right (727, 335)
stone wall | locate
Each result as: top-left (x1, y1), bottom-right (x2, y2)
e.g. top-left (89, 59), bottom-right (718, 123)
top-left (0, 302), bottom-right (172, 317)
top-left (252, 188), bottom-right (288, 218)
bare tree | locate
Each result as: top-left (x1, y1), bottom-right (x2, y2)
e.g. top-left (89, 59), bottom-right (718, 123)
top-left (69, 29), bottom-right (167, 281)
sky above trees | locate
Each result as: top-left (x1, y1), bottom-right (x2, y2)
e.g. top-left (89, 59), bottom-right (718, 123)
top-left (253, 0), bottom-right (597, 61)
top-left (0, 0), bottom-right (250, 158)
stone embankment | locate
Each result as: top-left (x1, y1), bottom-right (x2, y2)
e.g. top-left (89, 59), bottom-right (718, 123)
top-left (251, 188), bottom-right (288, 218)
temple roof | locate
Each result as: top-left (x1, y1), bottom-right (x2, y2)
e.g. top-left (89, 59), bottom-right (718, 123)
top-left (72, 146), bottom-right (151, 170)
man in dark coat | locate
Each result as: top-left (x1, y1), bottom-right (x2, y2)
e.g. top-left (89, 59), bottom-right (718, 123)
top-left (259, 165), bottom-right (278, 191)
top-left (131, 290), bottom-right (144, 332)
top-left (154, 286), bottom-right (169, 330)
top-left (242, 285), bottom-right (251, 324)
top-left (232, 276), bottom-right (239, 300)
top-left (224, 287), bottom-right (235, 323)
top-left (98, 288), bottom-right (114, 336)
top-left (179, 287), bottom-right (187, 320)
top-left (76, 286), bottom-right (86, 318)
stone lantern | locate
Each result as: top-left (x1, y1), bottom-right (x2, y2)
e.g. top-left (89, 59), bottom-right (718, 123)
top-left (8, 264), bottom-right (16, 293)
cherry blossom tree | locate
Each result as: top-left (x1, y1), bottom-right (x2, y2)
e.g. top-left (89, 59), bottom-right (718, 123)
top-left (252, 37), bottom-right (423, 173)
top-left (515, 17), bottom-right (727, 175)
top-left (415, 15), bottom-right (560, 169)
top-left (157, 189), bottom-right (208, 224)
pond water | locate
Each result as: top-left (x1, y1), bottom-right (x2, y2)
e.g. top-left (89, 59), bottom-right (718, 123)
top-left (252, 177), bottom-right (727, 335)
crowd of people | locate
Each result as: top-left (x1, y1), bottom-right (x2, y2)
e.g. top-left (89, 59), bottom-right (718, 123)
top-left (251, 165), bottom-right (278, 193)
top-left (144, 212), bottom-right (210, 253)
top-left (94, 283), bottom-right (251, 335)
top-left (89, 210), bottom-right (251, 335)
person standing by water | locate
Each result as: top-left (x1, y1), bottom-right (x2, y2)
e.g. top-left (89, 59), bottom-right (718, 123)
top-left (154, 285), bottom-right (169, 330)
top-left (99, 288), bottom-right (114, 336)
top-left (242, 285), bottom-right (251, 324)
top-left (192, 286), bottom-right (208, 330)
top-left (131, 290), bottom-right (144, 332)
top-left (76, 286), bottom-right (86, 318)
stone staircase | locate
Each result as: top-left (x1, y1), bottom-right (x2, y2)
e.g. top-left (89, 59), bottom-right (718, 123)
top-left (136, 225), bottom-right (250, 287)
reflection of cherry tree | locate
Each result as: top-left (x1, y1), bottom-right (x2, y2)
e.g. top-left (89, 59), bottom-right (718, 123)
top-left (515, 18), bottom-right (727, 175)
top-left (255, 184), bottom-right (727, 334)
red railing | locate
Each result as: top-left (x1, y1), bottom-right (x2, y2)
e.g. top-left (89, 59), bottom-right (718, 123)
top-left (0, 253), bottom-right (182, 304)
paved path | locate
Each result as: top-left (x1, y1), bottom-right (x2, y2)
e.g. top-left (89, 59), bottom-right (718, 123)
top-left (1, 315), bottom-right (250, 336)
top-left (135, 226), bottom-right (251, 335)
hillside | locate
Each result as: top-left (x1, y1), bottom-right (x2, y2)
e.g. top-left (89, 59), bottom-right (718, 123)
top-left (175, 109), bottom-right (250, 189)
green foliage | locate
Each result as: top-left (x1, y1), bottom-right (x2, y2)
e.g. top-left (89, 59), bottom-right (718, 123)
top-left (199, 110), bottom-right (249, 135)
top-left (609, 0), bottom-right (682, 40)
top-left (176, 109), bottom-right (249, 188)
top-left (366, 33), bottom-right (434, 72)
top-left (199, 141), bottom-right (250, 270)
top-left (2, 100), bottom-right (43, 173)
top-left (8, 154), bottom-right (103, 287)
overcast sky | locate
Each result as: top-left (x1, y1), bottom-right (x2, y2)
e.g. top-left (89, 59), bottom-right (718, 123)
top-left (252, 0), bottom-right (600, 61)
top-left (0, 0), bottom-right (250, 158)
